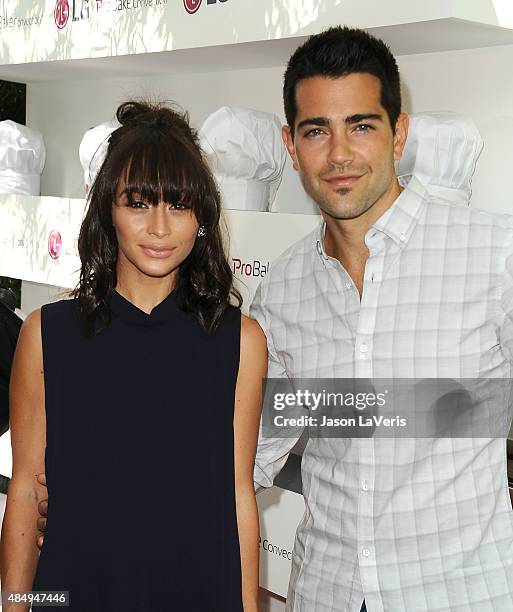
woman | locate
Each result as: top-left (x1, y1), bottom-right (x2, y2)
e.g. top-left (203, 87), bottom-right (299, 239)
top-left (0, 100), bottom-right (267, 611)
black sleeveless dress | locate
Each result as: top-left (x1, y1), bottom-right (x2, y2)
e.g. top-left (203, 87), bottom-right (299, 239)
top-left (32, 290), bottom-right (243, 611)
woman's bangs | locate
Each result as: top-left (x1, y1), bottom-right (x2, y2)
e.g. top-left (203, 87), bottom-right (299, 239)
top-left (119, 137), bottom-right (206, 211)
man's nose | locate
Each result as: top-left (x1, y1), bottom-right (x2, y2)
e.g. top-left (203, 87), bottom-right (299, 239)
top-left (328, 131), bottom-right (354, 167)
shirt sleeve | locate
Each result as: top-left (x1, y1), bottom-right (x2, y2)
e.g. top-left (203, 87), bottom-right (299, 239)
top-left (249, 280), bottom-right (305, 493)
top-left (500, 237), bottom-right (513, 363)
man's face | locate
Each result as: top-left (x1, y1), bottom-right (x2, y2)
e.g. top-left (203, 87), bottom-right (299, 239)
top-left (283, 73), bottom-right (408, 220)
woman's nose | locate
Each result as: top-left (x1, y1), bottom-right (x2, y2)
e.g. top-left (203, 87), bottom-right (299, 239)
top-left (147, 205), bottom-right (171, 237)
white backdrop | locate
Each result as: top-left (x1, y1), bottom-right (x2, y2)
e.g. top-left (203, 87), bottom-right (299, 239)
top-left (25, 42), bottom-right (513, 219)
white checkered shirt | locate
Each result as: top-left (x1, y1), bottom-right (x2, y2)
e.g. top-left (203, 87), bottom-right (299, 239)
top-left (250, 177), bottom-right (513, 612)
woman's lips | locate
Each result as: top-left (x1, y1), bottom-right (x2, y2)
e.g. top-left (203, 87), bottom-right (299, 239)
top-left (140, 246), bottom-right (176, 258)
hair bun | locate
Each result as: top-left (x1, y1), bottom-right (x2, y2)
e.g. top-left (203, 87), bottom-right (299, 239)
top-left (116, 101), bottom-right (156, 127)
top-left (114, 99), bottom-right (198, 147)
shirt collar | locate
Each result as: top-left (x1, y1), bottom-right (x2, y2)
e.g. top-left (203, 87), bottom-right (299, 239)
top-left (372, 175), bottom-right (428, 248)
top-left (315, 175), bottom-right (429, 266)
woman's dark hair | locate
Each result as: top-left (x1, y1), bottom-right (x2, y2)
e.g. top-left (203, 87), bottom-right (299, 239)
top-left (283, 26), bottom-right (401, 138)
top-left (70, 99), bottom-right (241, 337)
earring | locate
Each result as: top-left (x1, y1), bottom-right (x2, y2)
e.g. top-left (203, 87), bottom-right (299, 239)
top-left (197, 225), bottom-right (207, 237)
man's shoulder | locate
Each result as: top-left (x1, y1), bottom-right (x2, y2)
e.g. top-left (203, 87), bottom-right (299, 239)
top-left (261, 223), bottom-right (321, 286)
top-left (424, 197), bottom-right (513, 238)
top-left (250, 222), bottom-right (321, 317)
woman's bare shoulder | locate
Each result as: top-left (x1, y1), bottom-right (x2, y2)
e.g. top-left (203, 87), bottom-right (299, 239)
top-left (240, 313), bottom-right (266, 346)
top-left (240, 314), bottom-right (267, 376)
top-left (15, 307), bottom-right (43, 371)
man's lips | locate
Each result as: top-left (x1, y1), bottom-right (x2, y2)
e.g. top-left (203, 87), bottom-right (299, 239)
top-left (323, 174), bottom-right (363, 187)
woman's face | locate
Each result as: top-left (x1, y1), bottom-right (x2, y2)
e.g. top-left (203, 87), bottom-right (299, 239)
top-left (111, 176), bottom-right (199, 281)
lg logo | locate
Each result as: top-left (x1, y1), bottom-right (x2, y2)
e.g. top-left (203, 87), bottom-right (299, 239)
top-left (183, 0), bottom-right (227, 15)
top-left (48, 230), bottom-right (63, 259)
top-left (54, 0), bottom-right (69, 28)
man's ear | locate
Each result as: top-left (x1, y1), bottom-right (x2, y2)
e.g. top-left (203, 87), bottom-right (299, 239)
top-left (393, 112), bottom-right (409, 161)
top-left (282, 125), bottom-right (300, 171)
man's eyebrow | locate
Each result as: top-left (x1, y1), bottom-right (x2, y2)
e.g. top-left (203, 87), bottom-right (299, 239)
top-left (345, 113), bottom-right (383, 124)
top-left (296, 117), bottom-right (330, 131)
top-left (296, 113), bottom-right (384, 132)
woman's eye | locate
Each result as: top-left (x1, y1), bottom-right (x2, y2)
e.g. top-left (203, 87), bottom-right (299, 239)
top-left (124, 199), bottom-right (189, 210)
top-left (169, 202), bottom-right (189, 211)
top-left (127, 200), bottom-right (148, 209)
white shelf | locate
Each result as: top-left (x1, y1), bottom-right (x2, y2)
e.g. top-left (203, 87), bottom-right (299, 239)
top-left (1, 0), bottom-right (513, 82)
top-left (1, 19), bottom-right (513, 83)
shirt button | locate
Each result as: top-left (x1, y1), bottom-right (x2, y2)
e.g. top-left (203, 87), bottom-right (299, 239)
top-left (345, 282), bottom-right (352, 289)
top-left (362, 548), bottom-right (370, 558)
top-left (362, 480), bottom-right (369, 491)
top-left (400, 233), bottom-right (406, 242)
top-left (359, 344), bottom-right (368, 353)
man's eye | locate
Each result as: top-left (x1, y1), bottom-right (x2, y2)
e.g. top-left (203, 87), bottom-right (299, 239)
top-left (355, 124), bottom-right (373, 133)
top-left (304, 128), bottom-right (325, 138)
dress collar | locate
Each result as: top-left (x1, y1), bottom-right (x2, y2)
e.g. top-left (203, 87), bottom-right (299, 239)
top-left (109, 288), bottom-right (177, 326)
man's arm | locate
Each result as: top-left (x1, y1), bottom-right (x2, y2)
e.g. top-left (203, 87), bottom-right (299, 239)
top-left (249, 282), bottom-right (305, 493)
top-left (499, 244), bottom-right (513, 506)
top-left (500, 242), bottom-right (513, 360)
top-left (35, 473), bottom-right (47, 549)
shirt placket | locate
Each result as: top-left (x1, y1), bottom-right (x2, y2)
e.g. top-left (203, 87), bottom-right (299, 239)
top-left (356, 231), bottom-right (386, 612)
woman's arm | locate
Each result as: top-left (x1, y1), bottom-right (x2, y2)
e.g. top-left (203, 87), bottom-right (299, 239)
top-left (233, 314), bottom-right (268, 612)
top-left (0, 309), bottom-right (47, 612)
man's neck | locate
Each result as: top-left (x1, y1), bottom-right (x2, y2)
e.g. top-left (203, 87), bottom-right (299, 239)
top-left (323, 178), bottom-right (404, 264)
top-left (322, 178), bottom-right (404, 296)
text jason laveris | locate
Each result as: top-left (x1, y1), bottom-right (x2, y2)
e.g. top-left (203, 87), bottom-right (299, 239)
top-left (274, 415), bottom-right (407, 428)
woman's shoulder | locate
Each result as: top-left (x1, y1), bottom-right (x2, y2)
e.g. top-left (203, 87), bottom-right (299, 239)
top-left (41, 295), bottom-right (76, 311)
top-left (20, 307), bottom-right (42, 338)
top-left (14, 307), bottom-right (43, 368)
top-left (240, 313), bottom-right (266, 348)
top-left (40, 296), bottom-right (78, 319)
top-left (239, 313), bottom-right (268, 375)
top-left (218, 306), bottom-right (266, 343)
top-left (40, 297), bottom-right (82, 339)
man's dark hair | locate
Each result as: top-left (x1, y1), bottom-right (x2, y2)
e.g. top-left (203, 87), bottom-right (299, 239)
top-left (284, 26), bottom-right (401, 137)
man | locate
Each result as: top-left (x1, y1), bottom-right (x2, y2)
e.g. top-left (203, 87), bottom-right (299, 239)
top-left (250, 27), bottom-right (513, 612)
